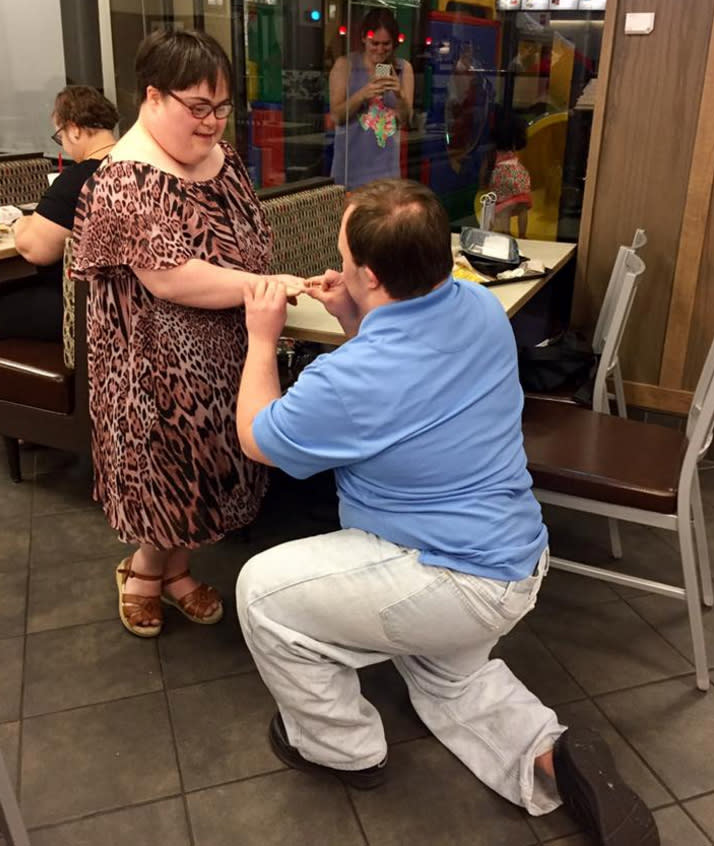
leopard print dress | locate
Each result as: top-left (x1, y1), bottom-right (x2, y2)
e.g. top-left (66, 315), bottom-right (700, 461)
top-left (72, 143), bottom-right (270, 549)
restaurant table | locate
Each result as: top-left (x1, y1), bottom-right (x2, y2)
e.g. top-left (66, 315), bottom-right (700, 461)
top-left (283, 236), bottom-right (576, 346)
top-left (0, 231), bottom-right (36, 285)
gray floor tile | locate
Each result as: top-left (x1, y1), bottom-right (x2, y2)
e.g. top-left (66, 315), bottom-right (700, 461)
top-left (0, 721), bottom-right (20, 793)
top-left (359, 661), bottom-right (427, 744)
top-left (542, 505), bottom-right (676, 568)
top-left (0, 570), bottom-right (27, 637)
top-left (529, 599), bottom-right (692, 695)
top-left (535, 568), bottom-right (620, 608)
top-left (684, 792), bottom-right (714, 840)
top-left (169, 672), bottom-right (279, 791)
top-left (29, 797), bottom-right (191, 846)
top-left (0, 473), bottom-right (32, 521)
top-left (187, 770), bottom-right (365, 846)
top-left (652, 804), bottom-right (711, 846)
top-left (543, 836), bottom-right (591, 846)
top-left (628, 593), bottom-right (714, 668)
top-left (26, 555), bottom-right (118, 633)
top-left (0, 519), bottom-right (30, 574)
top-left (159, 614), bottom-right (254, 689)
top-left (21, 692), bottom-right (180, 827)
top-left (492, 627), bottom-right (587, 707)
top-left (31, 454), bottom-right (95, 517)
top-left (597, 675), bottom-right (714, 800)
top-left (351, 738), bottom-right (536, 846)
top-left (542, 504), bottom-right (684, 601)
top-left (30, 509), bottom-right (128, 569)
top-left (23, 620), bottom-right (162, 717)
top-left (0, 637), bottom-right (23, 722)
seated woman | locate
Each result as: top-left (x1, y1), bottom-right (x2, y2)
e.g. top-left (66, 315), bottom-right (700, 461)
top-left (5, 85), bottom-right (118, 341)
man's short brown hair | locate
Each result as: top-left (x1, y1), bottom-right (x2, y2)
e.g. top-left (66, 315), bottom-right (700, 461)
top-left (52, 86), bottom-right (118, 132)
top-left (345, 179), bottom-right (453, 300)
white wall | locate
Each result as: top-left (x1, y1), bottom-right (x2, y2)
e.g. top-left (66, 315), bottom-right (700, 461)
top-left (0, 1), bottom-right (66, 156)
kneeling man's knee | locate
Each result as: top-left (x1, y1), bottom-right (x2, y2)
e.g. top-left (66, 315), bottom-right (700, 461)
top-left (235, 553), bottom-right (265, 621)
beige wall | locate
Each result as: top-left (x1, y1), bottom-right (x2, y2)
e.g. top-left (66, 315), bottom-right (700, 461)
top-left (575, 0), bottom-right (714, 411)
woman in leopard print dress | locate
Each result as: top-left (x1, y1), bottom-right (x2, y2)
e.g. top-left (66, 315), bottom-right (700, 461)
top-left (72, 29), bottom-right (305, 637)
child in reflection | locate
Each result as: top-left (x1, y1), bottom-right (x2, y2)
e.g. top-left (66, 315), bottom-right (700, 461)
top-left (489, 114), bottom-right (532, 238)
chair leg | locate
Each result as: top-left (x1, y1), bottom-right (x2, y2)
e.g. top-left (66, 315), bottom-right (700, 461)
top-left (692, 474), bottom-right (713, 607)
top-left (613, 361), bottom-right (628, 419)
top-left (608, 518), bottom-right (622, 559)
top-left (0, 747), bottom-right (31, 846)
top-left (679, 517), bottom-right (711, 691)
top-left (2, 437), bottom-right (21, 483)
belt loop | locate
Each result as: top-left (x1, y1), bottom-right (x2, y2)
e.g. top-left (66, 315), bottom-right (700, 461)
top-left (541, 546), bottom-right (550, 576)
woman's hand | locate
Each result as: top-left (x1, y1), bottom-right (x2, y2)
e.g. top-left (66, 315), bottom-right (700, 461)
top-left (244, 277), bottom-right (288, 345)
top-left (361, 76), bottom-right (392, 102)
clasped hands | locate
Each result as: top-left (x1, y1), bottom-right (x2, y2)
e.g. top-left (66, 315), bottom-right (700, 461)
top-left (364, 73), bottom-right (401, 102)
top-left (244, 269), bottom-right (357, 343)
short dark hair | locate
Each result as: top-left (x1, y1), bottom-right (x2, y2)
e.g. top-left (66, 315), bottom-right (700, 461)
top-left (52, 86), bottom-right (118, 131)
top-left (345, 180), bottom-right (453, 300)
top-left (360, 8), bottom-right (400, 46)
top-left (135, 29), bottom-right (233, 102)
top-left (493, 113), bottom-right (528, 152)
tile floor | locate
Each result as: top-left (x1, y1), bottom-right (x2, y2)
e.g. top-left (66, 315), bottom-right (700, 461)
top-left (2, 442), bottom-right (714, 846)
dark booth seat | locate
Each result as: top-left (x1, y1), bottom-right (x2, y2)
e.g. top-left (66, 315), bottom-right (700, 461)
top-left (0, 339), bottom-right (73, 413)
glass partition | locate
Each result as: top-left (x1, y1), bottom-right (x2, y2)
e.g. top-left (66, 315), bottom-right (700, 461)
top-left (0, 0), bottom-right (605, 241)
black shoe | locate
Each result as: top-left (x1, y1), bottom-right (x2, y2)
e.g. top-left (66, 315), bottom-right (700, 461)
top-left (553, 728), bottom-right (660, 846)
top-left (268, 712), bottom-right (387, 790)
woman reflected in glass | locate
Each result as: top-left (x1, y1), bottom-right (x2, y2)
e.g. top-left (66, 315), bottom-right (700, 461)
top-left (329, 8), bottom-right (414, 190)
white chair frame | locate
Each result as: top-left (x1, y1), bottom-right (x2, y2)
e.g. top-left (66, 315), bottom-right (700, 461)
top-left (590, 250), bottom-right (647, 559)
top-left (533, 322), bottom-right (714, 692)
top-left (0, 748), bottom-right (30, 846)
top-left (592, 229), bottom-right (647, 420)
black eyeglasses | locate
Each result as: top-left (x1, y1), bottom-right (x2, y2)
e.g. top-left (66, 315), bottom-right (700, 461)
top-left (168, 91), bottom-right (233, 120)
top-left (50, 127), bottom-right (64, 146)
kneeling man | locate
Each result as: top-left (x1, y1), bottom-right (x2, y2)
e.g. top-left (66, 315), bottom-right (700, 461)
top-left (235, 179), bottom-right (658, 846)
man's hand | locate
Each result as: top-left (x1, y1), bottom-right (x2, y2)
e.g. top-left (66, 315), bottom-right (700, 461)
top-left (245, 277), bottom-right (288, 345)
top-left (306, 269), bottom-right (361, 338)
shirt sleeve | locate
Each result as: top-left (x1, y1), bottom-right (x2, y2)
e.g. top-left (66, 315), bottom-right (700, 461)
top-left (253, 359), bottom-right (370, 479)
top-left (35, 162), bottom-right (97, 230)
top-left (72, 163), bottom-right (192, 273)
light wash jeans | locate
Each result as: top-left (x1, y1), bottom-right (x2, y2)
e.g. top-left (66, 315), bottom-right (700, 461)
top-left (236, 528), bottom-right (564, 815)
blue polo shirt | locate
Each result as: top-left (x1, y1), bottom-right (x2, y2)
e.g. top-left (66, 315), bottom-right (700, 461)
top-left (253, 276), bottom-right (547, 581)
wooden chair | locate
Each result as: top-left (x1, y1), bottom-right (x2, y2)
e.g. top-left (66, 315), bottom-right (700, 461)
top-left (523, 327), bottom-right (714, 692)
top-left (524, 229), bottom-right (647, 418)
top-left (525, 249), bottom-right (647, 559)
top-left (0, 239), bottom-right (90, 482)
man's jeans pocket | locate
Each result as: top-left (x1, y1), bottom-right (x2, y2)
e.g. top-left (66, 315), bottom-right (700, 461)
top-left (446, 566), bottom-right (544, 634)
top-left (380, 573), bottom-right (490, 651)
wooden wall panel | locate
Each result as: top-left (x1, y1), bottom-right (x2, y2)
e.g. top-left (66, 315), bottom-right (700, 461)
top-left (684, 186), bottom-right (714, 389)
top-left (573, 0), bottom-right (714, 387)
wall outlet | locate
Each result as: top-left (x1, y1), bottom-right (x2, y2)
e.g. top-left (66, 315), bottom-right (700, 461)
top-left (625, 12), bottom-right (655, 35)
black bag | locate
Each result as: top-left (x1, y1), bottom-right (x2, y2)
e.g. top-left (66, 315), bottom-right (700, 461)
top-left (518, 331), bottom-right (597, 398)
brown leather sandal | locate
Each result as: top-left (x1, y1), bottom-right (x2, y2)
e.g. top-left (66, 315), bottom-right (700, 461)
top-left (161, 570), bottom-right (224, 625)
top-left (115, 558), bottom-right (163, 638)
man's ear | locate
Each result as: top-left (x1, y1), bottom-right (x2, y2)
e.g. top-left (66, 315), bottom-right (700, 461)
top-left (363, 265), bottom-right (381, 290)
